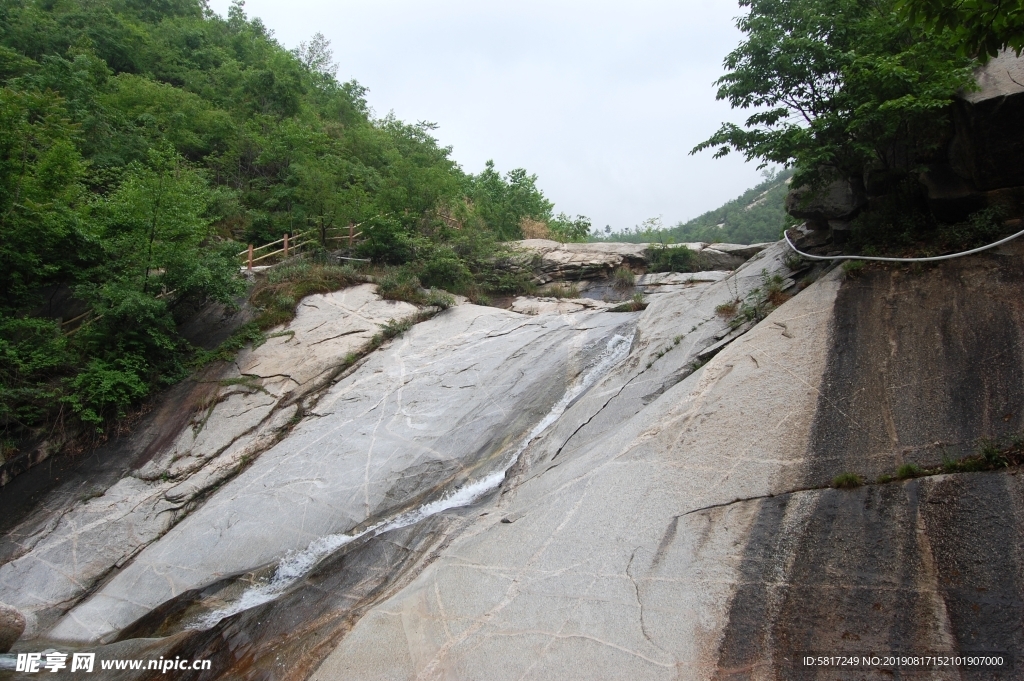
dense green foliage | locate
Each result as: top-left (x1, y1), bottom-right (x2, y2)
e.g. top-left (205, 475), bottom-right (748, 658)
top-left (594, 168), bottom-right (793, 245)
top-left (691, 0), bottom-right (975, 191)
top-left (898, 0), bottom-right (1024, 60)
top-left (0, 0), bottom-right (571, 457)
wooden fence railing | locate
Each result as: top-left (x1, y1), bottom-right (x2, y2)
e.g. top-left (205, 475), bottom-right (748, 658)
top-left (238, 224), bottom-right (365, 270)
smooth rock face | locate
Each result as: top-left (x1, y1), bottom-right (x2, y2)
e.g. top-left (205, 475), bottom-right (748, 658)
top-left (636, 270), bottom-right (731, 295)
top-left (697, 247), bottom-right (745, 270)
top-left (0, 602), bottom-right (25, 653)
top-left (98, 246), bottom-right (796, 681)
top-left (0, 285), bottom-right (418, 637)
top-left (708, 242), bottom-right (772, 259)
top-left (46, 304), bottom-right (636, 643)
top-left (508, 296), bottom-right (616, 315)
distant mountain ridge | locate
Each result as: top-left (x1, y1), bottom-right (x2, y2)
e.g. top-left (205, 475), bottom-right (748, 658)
top-left (596, 167), bottom-right (794, 245)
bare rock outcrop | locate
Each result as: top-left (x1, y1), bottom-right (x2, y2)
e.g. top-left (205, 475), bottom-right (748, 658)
top-left (512, 239), bottom-right (769, 283)
top-left (44, 303), bottom-right (635, 643)
top-left (514, 239), bottom-right (650, 281)
top-left (951, 49), bottom-right (1024, 192)
top-left (784, 177), bottom-right (866, 226)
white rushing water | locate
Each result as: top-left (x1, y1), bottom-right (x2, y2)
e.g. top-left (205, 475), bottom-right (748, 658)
top-left (190, 333), bottom-right (632, 629)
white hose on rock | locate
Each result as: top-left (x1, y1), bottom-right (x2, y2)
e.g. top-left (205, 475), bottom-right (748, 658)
top-left (784, 225), bottom-right (1024, 263)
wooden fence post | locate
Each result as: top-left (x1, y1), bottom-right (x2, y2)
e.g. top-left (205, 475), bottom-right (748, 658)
top-left (284, 233), bottom-right (289, 258)
top-left (248, 244), bottom-right (253, 271)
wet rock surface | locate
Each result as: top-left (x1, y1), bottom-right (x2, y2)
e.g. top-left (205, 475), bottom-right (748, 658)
top-left (715, 472), bottom-right (1024, 681)
top-left (805, 252), bottom-right (1024, 485)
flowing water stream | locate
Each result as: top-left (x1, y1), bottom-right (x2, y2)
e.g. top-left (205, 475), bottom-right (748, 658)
top-left (189, 333), bottom-right (633, 629)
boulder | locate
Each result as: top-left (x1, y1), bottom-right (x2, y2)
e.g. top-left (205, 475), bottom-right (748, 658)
top-left (514, 240), bottom-right (767, 280)
top-left (0, 603), bottom-right (25, 652)
top-left (509, 297), bottom-right (615, 315)
top-left (950, 50), bottom-right (1024, 192)
top-left (784, 177), bottom-right (866, 222)
top-left (636, 271), bottom-right (731, 295)
top-left (788, 223), bottom-right (832, 250)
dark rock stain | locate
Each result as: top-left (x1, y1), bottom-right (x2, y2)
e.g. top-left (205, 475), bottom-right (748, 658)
top-left (715, 250), bottom-right (1024, 679)
top-left (807, 255), bottom-right (1024, 486)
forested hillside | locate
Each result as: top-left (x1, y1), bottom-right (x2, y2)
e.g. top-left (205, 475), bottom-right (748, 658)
top-left (0, 0), bottom-right (581, 462)
top-left (595, 168), bottom-right (793, 244)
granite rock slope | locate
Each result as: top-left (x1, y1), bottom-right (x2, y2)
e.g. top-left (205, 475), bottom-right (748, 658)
top-left (311, 254), bottom-right (835, 681)
top-left (56, 245), bottom-right (800, 680)
top-left (0, 241), bottom-right (797, 668)
top-left (311, 245), bottom-right (1024, 680)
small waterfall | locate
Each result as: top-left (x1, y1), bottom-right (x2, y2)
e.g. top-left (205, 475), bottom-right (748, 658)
top-left (189, 333), bottom-right (632, 629)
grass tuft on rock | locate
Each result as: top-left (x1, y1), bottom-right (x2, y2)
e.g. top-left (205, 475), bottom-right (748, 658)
top-left (832, 472), bottom-right (864, 489)
top-left (377, 269), bottom-right (428, 305)
top-left (896, 462), bottom-right (923, 479)
top-left (546, 283), bottom-right (581, 299)
top-left (612, 267), bottom-right (636, 291)
top-left (609, 293), bottom-right (647, 312)
top-left (715, 301), bottom-right (739, 317)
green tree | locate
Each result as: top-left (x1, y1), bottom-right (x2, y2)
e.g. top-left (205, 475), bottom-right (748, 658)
top-left (0, 87), bottom-right (88, 309)
top-left (470, 160), bottom-right (554, 240)
top-left (97, 147), bottom-right (215, 296)
top-left (898, 0), bottom-right (1024, 59)
top-left (549, 213), bottom-right (592, 242)
top-left (691, 0), bottom-right (974, 190)
top-left (0, 0), bottom-right (567, 449)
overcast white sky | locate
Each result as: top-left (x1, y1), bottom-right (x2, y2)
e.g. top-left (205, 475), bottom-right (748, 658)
top-left (208, 0), bottom-right (766, 232)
